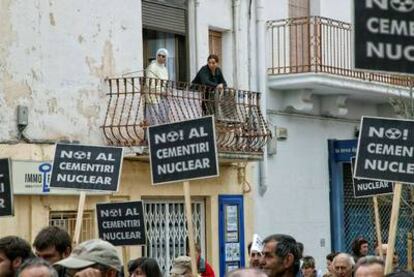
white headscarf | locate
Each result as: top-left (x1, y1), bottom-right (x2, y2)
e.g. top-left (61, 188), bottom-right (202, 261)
top-left (156, 48), bottom-right (169, 59)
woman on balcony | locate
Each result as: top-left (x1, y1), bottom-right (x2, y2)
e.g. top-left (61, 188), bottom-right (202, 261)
top-left (192, 54), bottom-right (227, 115)
top-left (145, 48), bottom-right (169, 126)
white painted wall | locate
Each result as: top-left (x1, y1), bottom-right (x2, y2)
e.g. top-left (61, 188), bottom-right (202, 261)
top-left (0, 0), bottom-right (141, 143)
top-left (319, 0), bottom-right (352, 22)
top-left (257, 114), bottom-right (359, 270)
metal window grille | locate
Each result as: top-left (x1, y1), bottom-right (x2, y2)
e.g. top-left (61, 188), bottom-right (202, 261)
top-left (49, 211), bottom-right (95, 243)
top-left (343, 163), bottom-right (414, 267)
top-left (143, 200), bottom-right (205, 276)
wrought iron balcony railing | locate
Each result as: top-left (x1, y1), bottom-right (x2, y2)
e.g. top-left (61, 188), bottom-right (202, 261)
top-left (101, 77), bottom-right (271, 154)
top-left (267, 16), bottom-right (414, 87)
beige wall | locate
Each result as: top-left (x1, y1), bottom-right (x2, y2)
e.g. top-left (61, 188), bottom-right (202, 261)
top-left (0, 143), bottom-right (255, 272)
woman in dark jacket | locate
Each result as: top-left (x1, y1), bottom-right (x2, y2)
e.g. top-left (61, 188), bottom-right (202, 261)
top-left (192, 54), bottom-right (227, 115)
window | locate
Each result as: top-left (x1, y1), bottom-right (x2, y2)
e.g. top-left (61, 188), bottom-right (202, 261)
top-left (141, 0), bottom-right (188, 82)
top-left (143, 200), bottom-right (205, 275)
top-left (49, 211), bottom-right (95, 243)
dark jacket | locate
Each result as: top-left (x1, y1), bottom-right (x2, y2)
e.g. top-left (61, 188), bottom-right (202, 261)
top-left (192, 65), bottom-right (227, 89)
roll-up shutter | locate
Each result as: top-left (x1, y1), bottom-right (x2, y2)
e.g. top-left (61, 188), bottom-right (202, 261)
top-left (142, 1), bottom-right (187, 35)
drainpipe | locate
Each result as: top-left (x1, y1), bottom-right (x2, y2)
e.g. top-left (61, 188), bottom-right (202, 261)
top-left (256, 0), bottom-right (268, 196)
top-left (232, 0), bottom-right (240, 87)
top-left (188, 0), bottom-right (200, 77)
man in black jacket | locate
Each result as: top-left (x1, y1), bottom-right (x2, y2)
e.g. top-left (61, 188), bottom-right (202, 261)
top-left (192, 54), bottom-right (227, 115)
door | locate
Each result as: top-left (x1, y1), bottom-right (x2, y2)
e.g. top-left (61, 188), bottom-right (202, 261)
top-left (219, 195), bottom-right (245, 277)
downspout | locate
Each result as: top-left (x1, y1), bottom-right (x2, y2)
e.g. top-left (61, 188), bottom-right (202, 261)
top-left (256, 0), bottom-right (268, 196)
top-left (188, 0), bottom-right (200, 77)
top-left (232, 0), bottom-right (240, 87)
top-left (247, 0), bottom-right (253, 90)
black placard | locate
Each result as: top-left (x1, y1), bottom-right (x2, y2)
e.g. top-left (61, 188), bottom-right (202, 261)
top-left (148, 116), bottom-right (219, 185)
top-left (96, 201), bottom-right (146, 246)
top-left (355, 116), bottom-right (414, 184)
top-left (0, 159), bottom-right (13, 217)
top-left (354, 0), bottom-right (414, 74)
top-left (351, 157), bottom-right (393, 198)
top-left (50, 144), bottom-right (123, 191)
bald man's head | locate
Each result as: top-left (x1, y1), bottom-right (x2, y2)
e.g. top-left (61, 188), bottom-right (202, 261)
top-left (333, 253), bottom-right (354, 277)
top-left (355, 256), bottom-right (384, 277)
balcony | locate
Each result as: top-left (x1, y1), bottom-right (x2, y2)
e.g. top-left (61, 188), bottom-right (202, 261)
top-left (267, 16), bottom-right (413, 106)
top-left (101, 77), bottom-right (271, 160)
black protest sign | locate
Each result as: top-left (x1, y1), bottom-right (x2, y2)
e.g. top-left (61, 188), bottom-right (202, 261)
top-left (355, 117), bottom-right (414, 184)
top-left (0, 159), bottom-right (13, 217)
top-left (96, 201), bottom-right (146, 246)
top-left (148, 116), bottom-right (219, 185)
top-left (50, 144), bottom-right (123, 191)
top-left (351, 157), bottom-right (393, 198)
top-left (354, 0), bottom-right (414, 74)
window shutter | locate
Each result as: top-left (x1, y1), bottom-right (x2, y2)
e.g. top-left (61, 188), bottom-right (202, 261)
top-left (142, 1), bottom-right (187, 35)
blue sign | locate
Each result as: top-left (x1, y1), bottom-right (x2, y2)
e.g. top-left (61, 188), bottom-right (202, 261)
top-left (333, 140), bottom-right (357, 162)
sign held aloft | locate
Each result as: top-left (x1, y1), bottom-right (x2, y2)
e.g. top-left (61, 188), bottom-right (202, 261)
top-left (354, 116), bottom-right (414, 184)
top-left (351, 157), bottom-right (393, 198)
top-left (0, 159), bottom-right (13, 217)
top-left (354, 0), bottom-right (414, 74)
top-left (148, 116), bottom-right (219, 185)
top-left (50, 144), bottom-right (123, 191)
top-left (96, 201), bottom-right (146, 246)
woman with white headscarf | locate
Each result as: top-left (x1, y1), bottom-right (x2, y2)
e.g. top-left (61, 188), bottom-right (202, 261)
top-left (145, 48), bottom-right (169, 125)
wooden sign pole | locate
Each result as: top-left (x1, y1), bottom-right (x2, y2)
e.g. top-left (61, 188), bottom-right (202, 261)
top-left (73, 191), bottom-right (86, 246)
top-left (122, 246), bottom-right (129, 276)
top-left (184, 181), bottom-right (197, 277)
top-left (385, 183), bottom-right (402, 274)
top-left (373, 196), bottom-right (383, 258)
top-left (407, 232), bottom-right (413, 271)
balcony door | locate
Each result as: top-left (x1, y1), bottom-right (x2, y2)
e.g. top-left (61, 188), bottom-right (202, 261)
top-left (288, 0), bottom-right (310, 72)
top-left (142, 0), bottom-right (188, 82)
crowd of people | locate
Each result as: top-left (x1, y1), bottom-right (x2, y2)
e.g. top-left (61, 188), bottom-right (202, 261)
top-left (245, 234), bottom-right (410, 277)
top-left (0, 227), bottom-right (412, 277)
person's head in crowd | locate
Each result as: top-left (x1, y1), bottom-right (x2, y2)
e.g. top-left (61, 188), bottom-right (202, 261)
top-left (207, 54), bottom-right (220, 73)
top-left (247, 242), bottom-right (262, 269)
top-left (17, 257), bottom-right (58, 277)
top-left (54, 239), bottom-right (121, 277)
top-left (386, 271), bottom-right (414, 277)
top-left (170, 256), bottom-right (193, 277)
top-left (33, 226), bottom-right (72, 264)
top-left (374, 244), bottom-right (399, 270)
top-left (128, 257), bottom-right (162, 277)
top-left (260, 234), bottom-right (300, 277)
top-left (354, 256), bottom-right (384, 277)
top-left (332, 253), bottom-right (354, 277)
top-left (296, 242), bottom-right (304, 260)
top-left (0, 236), bottom-right (33, 277)
top-left (326, 252), bottom-right (339, 274)
top-left (156, 48), bottom-right (168, 65)
top-left (352, 237), bottom-right (369, 259)
top-left (301, 256), bottom-right (317, 277)
top-left (226, 268), bottom-right (267, 277)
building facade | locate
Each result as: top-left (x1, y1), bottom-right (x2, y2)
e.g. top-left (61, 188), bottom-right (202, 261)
top-left (258, 0), bottom-right (413, 269)
top-left (0, 0), bottom-right (270, 276)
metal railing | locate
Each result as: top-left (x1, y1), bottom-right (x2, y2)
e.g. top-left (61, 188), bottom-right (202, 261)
top-left (267, 16), bottom-right (414, 87)
top-left (101, 77), bottom-right (271, 154)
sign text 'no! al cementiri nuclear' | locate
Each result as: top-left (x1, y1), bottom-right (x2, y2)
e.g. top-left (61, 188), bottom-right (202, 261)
top-left (50, 144), bottom-right (123, 191)
top-left (351, 157), bottom-right (393, 198)
top-left (96, 201), bottom-right (146, 246)
top-left (354, 0), bottom-right (414, 74)
top-left (148, 116), bottom-right (219, 185)
top-left (355, 116), bottom-right (414, 184)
